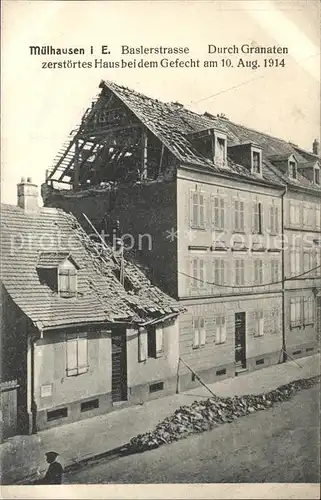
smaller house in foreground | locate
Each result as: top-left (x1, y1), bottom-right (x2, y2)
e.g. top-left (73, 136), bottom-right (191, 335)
top-left (0, 178), bottom-right (181, 439)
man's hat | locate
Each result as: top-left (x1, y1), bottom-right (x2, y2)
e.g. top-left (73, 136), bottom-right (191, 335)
top-left (45, 451), bottom-right (59, 460)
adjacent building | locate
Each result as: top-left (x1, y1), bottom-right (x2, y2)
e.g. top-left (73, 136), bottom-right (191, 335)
top-left (42, 80), bottom-right (321, 392)
top-left (1, 177), bottom-right (181, 439)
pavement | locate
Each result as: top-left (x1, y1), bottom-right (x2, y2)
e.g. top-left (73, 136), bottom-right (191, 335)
top-left (1, 354), bottom-right (320, 485)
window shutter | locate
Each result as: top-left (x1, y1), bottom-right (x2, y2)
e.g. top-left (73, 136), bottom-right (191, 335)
top-left (193, 318), bottom-right (200, 347)
top-left (67, 335), bottom-right (78, 375)
top-left (78, 333), bottom-right (88, 373)
top-left (213, 196), bottom-right (219, 229)
top-left (138, 327), bottom-right (148, 362)
top-left (252, 202), bottom-right (256, 232)
top-left (199, 194), bottom-right (204, 228)
top-left (155, 325), bottom-right (164, 357)
top-left (189, 190), bottom-right (196, 227)
top-left (221, 316), bottom-right (227, 343)
top-left (259, 312), bottom-right (264, 336)
top-left (240, 201), bottom-right (245, 231)
top-left (200, 318), bottom-right (206, 346)
top-left (259, 203), bottom-right (263, 233)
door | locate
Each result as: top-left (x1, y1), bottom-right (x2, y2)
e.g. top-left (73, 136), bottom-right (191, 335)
top-left (111, 331), bottom-right (127, 402)
top-left (235, 312), bottom-right (246, 369)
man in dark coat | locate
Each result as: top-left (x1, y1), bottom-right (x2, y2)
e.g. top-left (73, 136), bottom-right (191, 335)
top-left (38, 451), bottom-right (63, 484)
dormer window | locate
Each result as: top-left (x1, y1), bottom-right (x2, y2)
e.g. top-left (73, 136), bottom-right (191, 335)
top-left (58, 259), bottom-right (78, 298)
top-left (314, 166), bottom-right (320, 185)
top-left (36, 252), bottom-right (80, 298)
top-left (213, 131), bottom-right (227, 167)
top-left (252, 149), bottom-right (262, 175)
top-left (289, 160), bottom-right (297, 179)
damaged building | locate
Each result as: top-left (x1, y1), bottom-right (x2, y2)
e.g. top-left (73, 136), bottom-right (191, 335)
top-left (42, 80), bottom-right (321, 391)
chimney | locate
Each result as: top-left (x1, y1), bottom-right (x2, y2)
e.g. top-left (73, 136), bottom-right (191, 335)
top-left (17, 177), bottom-right (39, 212)
top-left (312, 139), bottom-right (320, 156)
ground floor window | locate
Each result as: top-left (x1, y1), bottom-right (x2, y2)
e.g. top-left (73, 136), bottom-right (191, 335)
top-left (193, 317), bottom-right (206, 348)
top-left (66, 332), bottom-right (88, 376)
top-left (215, 316), bottom-right (226, 344)
top-left (254, 310), bottom-right (264, 336)
top-left (290, 297), bottom-right (303, 328)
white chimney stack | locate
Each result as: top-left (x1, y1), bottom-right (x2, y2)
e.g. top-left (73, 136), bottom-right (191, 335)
top-left (17, 177), bottom-right (39, 213)
top-left (312, 139), bottom-right (320, 156)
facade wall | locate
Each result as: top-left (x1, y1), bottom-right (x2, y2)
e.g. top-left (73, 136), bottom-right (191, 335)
top-left (178, 294), bottom-right (282, 391)
top-left (127, 319), bottom-right (179, 404)
top-left (283, 190), bottom-right (321, 357)
top-left (176, 167), bottom-right (284, 385)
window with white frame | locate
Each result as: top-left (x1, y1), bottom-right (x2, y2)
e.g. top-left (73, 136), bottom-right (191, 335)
top-left (270, 308), bottom-right (280, 334)
top-left (289, 160), bottom-right (297, 179)
top-left (254, 310), bottom-right (264, 336)
top-left (303, 203), bottom-right (314, 229)
top-left (215, 315), bottom-right (227, 344)
top-left (213, 258), bottom-right (225, 285)
top-left (254, 259), bottom-right (263, 284)
top-left (269, 205), bottom-right (279, 234)
top-left (66, 332), bottom-right (88, 376)
top-left (290, 246), bottom-right (301, 276)
top-left (190, 191), bottom-right (205, 229)
top-left (192, 258), bottom-right (205, 289)
top-left (193, 317), bottom-right (206, 348)
top-left (304, 297), bottom-right (314, 325)
top-left (233, 199), bottom-right (245, 232)
top-left (271, 259), bottom-right (280, 283)
top-left (290, 297), bottom-right (303, 328)
top-left (235, 259), bottom-right (245, 285)
top-left (252, 202), bottom-right (263, 234)
top-left (289, 201), bottom-right (301, 226)
top-left (303, 250), bottom-right (313, 274)
top-left (212, 195), bottom-right (225, 230)
top-left (252, 150), bottom-right (262, 174)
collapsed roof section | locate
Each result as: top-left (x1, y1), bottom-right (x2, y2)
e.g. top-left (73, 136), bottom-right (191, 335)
top-left (45, 80), bottom-right (320, 193)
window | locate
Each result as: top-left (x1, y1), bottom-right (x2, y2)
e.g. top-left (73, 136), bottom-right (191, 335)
top-left (314, 167), bottom-right (320, 185)
top-left (290, 247), bottom-right (301, 276)
top-left (193, 317), bottom-right (205, 348)
top-left (191, 191), bottom-right (205, 229)
top-left (59, 260), bottom-right (77, 298)
top-left (233, 199), bottom-right (245, 232)
top-left (81, 399), bottom-right (99, 412)
top-left (252, 202), bottom-right (263, 233)
top-left (254, 259), bottom-right (263, 284)
top-left (47, 408), bottom-right (68, 421)
top-left (289, 201), bottom-right (301, 226)
top-left (149, 381), bottom-right (164, 393)
top-left (269, 205), bottom-right (279, 234)
top-left (235, 259), bottom-right (245, 285)
top-left (271, 260), bottom-right (279, 283)
top-left (289, 161), bottom-right (297, 179)
top-left (215, 316), bottom-right (227, 344)
top-left (316, 205), bottom-right (321, 230)
top-left (212, 195), bottom-right (225, 230)
top-left (314, 248), bottom-right (321, 276)
top-left (192, 258), bottom-right (205, 289)
top-left (303, 204), bottom-right (314, 228)
top-left (252, 151), bottom-right (261, 174)
top-left (66, 332), bottom-right (88, 376)
top-left (303, 250), bottom-right (313, 274)
top-left (290, 297), bottom-right (303, 328)
top-left (215, 136), bottom-right (227, 166)
top-left (304, 297), bottom-right (314, 325)
top-left (146, 325), bottom-right (164, 359)
top-left (254, 310), bottom-right (264, 336)
top-left (270, 308), bottom-right (280, 334)
top-left (213, 258), bottom-right (225, 285)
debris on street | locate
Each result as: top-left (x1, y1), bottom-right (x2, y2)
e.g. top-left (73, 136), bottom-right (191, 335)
top-left (128, 376), bottom-right (320, 453)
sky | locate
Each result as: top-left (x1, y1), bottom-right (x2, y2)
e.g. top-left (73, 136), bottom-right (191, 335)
top-left (1, 0), bottom-right (320, 205)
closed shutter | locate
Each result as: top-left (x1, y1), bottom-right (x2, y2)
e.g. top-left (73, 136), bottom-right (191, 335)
top-left (199, 318), bottom-right (206, 346)
top-left (138, 327), bottom-right (148, 362)
top-left (66, 334), bottom-right (78, 376)
top-left (77, 333), bottom-right (88, 374)
top-left (193, 318), bottom-right (200, 347)
top-left (155, 325), bottom-right (164, 357)
top-left (221, 316), bottom-right (227, 343)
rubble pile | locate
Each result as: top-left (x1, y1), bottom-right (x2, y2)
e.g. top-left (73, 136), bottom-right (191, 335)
top-left (128, 376), bottom-right (320, 453)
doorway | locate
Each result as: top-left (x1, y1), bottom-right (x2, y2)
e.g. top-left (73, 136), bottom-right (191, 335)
top-left (235, 312), bottom-right (246, 370)
top-left (111, 331), bottom-right (127, 402)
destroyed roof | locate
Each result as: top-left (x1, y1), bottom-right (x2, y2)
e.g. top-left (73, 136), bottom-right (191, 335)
top-left (98, 80), bottom-right (320, 192)
top-left (1, 204), bottom-right (181, 331)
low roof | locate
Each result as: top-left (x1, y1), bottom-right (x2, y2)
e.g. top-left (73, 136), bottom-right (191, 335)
top-left (1, 204), bottom-right (181, 331)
